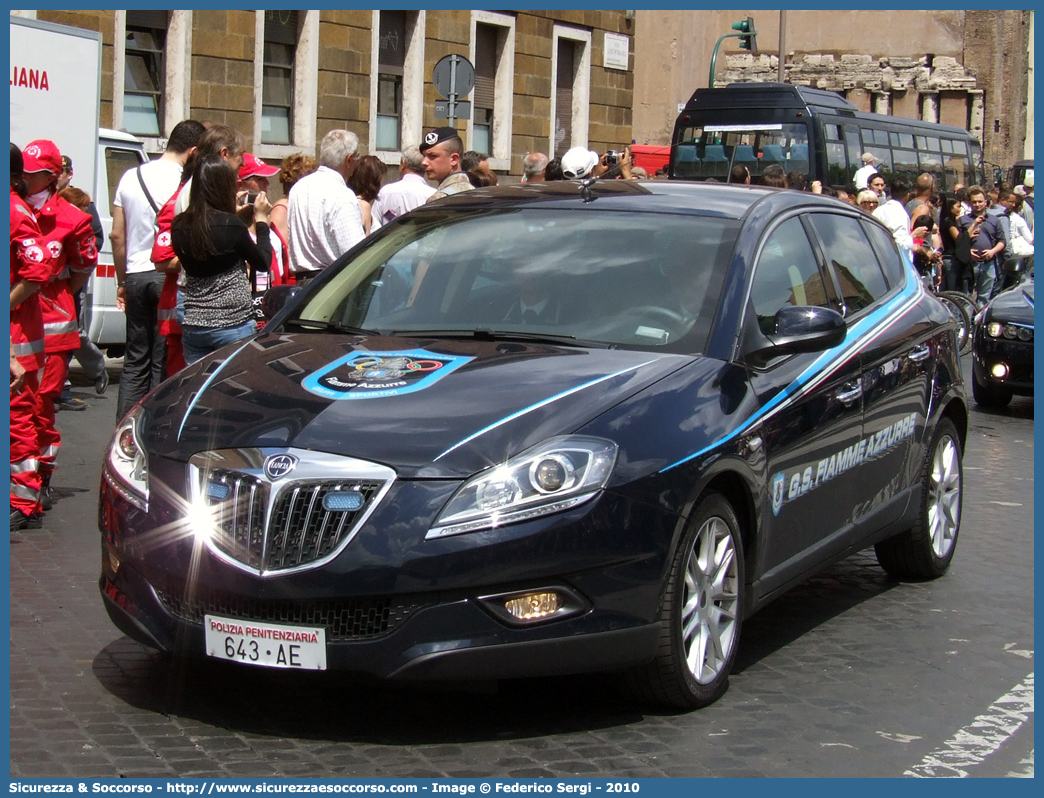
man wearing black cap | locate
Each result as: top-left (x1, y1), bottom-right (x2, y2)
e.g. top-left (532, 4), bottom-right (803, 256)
top-left (420, 127), bottom-right (474, 202)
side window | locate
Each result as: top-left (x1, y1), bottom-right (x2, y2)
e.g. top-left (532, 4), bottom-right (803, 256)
top-left (807, 213), bottom-right (890, 315)
top-left (104, 148), bottom-right (146, 214)
top-left (862, 220), bottom-right (908, 287)
top-left (750, 217), bottom-right (830, 335)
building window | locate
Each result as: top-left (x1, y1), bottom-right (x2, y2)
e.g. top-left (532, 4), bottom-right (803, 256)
top-left (124, 11), bottom-right (167, 137)
top-left (376, 11), bottom-right (406, 151)
top-left (473, 24), bottom-right (497, 156)
top-left (262, 11), bottom-right (297, 145)
top-left (551, 25), bottom-right (591, 158)
top-left (252, 11), bottom-right (319, 160)
top-left (369, 11), bottom-right (425, 162)
top-left (469, 11), bottom-right (515, 169)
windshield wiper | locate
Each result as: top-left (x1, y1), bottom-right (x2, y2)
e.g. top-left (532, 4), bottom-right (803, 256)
top-left (390, 328), bottom-right (610, 348)
top-left (283, 318), bottom-right (382, 336)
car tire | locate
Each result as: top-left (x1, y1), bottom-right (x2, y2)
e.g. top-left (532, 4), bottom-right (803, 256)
top-left (875, 417), bottom-right (962, 580)
top-left (628, 492), bottom-right (744, 709)
top-left (972, 372), bottom-right (1013, 409)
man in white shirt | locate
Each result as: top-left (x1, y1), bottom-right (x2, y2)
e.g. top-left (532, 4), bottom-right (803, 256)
top-left (287, 129), bottom-right (365, 281)
top-left (873, 177), bottom-right (930, 262)
top-left (111, 119), bottom-right (204, 417)
top-left (371, 145), bottom-right (435, 226)
top-left (853, 152), bottom-right (878, 190)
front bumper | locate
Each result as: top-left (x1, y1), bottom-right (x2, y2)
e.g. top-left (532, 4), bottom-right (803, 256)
top-left (98, 468), bottom-right (674, 681)
top-left (972, 330), bottom-right (1034, 395)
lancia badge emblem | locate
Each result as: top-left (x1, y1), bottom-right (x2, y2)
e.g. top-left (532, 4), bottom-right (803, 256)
top-left (264, 453), bottom-right (298, 480)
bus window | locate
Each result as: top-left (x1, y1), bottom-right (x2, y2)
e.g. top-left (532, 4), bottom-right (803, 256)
top-left (918, 151), bottom-right (944, 187)
top-left (944, 140), bottom-right (972, 186)
top-left (825, 139), bottom-right (849, 188)
top-left (671, 122), bottom-right (810, 181)
top-left (890, 131), bottom-right (915, 150)
top-left (893, 149), bottom-right (918, 181)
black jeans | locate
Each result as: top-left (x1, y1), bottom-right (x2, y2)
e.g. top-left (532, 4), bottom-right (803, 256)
top-left (116, 271), bottom-right (167, 418)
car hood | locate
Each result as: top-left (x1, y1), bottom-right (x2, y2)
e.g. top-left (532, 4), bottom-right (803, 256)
top-left (987, 279), bottom-right (1034, 326)
top-left (145, 333), bottom-right (694, 478)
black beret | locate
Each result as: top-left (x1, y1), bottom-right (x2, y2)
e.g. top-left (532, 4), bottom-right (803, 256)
top-left (420, 127), bottom-right (461, 153)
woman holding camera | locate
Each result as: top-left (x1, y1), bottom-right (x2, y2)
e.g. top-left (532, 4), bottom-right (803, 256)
top-left (171, 155), bottom-right (273, 364)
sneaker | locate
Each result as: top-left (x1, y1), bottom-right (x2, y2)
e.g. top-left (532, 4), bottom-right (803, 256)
top-left (10, 506), bottom-right (43, 531)
top-left (95, 368), bottom-right (109, 395)
top-left (55, 392), bottom-right (87, 411)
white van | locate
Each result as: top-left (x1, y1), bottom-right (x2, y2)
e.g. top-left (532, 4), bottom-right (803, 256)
top-left (88, 129), bottom-right (148, 355)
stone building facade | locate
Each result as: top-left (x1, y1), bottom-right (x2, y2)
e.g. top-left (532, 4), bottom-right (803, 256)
top-left (634, 9), bottom-right (1033, 179)
top-left (20, 9), bottom-right (635, 180)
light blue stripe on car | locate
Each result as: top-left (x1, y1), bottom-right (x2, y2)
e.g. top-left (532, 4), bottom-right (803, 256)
top-left (660, 274), bottom-right (926, 474)
top-left (177, 339), bottom-right (256, 441)
top-left (434, 361), bottom-right (658, 462)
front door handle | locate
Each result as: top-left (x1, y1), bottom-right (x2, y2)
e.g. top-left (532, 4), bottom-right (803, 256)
top-left (836, 381), bottom-right (863, 406)
top-left (908, 344), bottom-right (931, 363)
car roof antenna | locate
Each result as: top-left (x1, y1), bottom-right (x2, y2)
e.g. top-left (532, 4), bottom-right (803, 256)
top-left (579, 177), bottom-right (596, 203)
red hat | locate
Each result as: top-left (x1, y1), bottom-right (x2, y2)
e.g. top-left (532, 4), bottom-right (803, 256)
top-left (22, 139), bottom-right (62, 176)
top-left (238, 153), bottom-right (280, 180)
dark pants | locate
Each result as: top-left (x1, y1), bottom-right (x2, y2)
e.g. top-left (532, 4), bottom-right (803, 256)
top-left (116, 271), bottom-right (167, 418)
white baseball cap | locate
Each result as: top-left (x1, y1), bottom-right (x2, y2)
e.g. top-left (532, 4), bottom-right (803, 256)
top-left (561, 147), bottom-right (599, 179)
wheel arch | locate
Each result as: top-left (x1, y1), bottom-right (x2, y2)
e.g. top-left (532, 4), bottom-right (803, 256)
top-left (699, 470), bottom-right (759, 565)
top-left (939, 395), bottom-right (969, 453)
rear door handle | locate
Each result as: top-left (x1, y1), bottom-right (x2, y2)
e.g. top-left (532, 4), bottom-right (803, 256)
top-left (908, 344), bottom-right (931, 363)
top-left (836, 381), bottom-right (863, 406)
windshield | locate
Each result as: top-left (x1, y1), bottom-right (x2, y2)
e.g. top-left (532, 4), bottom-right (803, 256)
top-left (673, 121), bottom-right (811, 181)
top-left (281, 208), bottom-right (739, 352)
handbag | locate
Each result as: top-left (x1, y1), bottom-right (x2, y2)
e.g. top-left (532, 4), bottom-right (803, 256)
top-left (1011, 229), bottom-right (1034, 258)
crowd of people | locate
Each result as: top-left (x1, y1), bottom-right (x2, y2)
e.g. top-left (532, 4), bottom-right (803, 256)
top-left (844, 157), bottom-right (1034, 301)
top-left (11, 120), bottom-right (1033, 530)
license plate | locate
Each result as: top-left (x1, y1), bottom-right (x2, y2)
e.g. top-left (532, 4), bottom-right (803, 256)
top-left (204, 615), bottom-right (327, 670)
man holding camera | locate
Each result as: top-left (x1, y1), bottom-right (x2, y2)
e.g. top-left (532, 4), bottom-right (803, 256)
top-left (958, 185), bottom-right (1008, 302)
top-left (559, 145), bottom-right (633, 180)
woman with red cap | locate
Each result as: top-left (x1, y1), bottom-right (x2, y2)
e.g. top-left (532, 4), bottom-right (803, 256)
top-left (20, 139), bottom-right (98, 511)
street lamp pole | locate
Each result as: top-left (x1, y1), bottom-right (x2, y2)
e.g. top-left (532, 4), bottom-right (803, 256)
top-left (778, 10), bottom-right (787, 83)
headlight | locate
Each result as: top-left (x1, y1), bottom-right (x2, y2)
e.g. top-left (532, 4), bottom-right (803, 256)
top-left (987, 321), bottom-right (1003, 338)
top-left (103, 405), bottom-right (149, 511)
top-left (428, 436), bottom-right (617, 538)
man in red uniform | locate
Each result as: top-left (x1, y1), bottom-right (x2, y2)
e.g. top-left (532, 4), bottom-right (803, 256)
top-left (21, 139), bottom-right (98, 509)
top-left (10, 142), bottom-right (54, 530)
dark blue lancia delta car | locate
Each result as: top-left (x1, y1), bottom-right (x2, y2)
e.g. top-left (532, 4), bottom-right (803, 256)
top-left (100, 181), bottom-right (966, 709)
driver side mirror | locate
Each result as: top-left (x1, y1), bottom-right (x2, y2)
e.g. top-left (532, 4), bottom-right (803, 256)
top-left (743, 305), bottom-right (847, 367)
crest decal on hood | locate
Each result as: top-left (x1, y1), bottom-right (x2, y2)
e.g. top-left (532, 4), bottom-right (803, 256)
top-left (302, 349), bottom-right (473, 400)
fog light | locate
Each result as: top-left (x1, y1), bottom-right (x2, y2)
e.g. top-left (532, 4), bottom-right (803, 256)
top-left (504, 591), bottom-right (562, 620)
top-left (991, 363), bottom-right (1009, 379)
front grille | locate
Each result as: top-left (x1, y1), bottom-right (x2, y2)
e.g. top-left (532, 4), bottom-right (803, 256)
top-left (155, 585), bottom-right (426, 641)
top-left (264, 480), bottom-right (385, 571)
top-left (191, 448), bottom-right (395, 576)
top-left (206, 469), bottom-right (268, 569)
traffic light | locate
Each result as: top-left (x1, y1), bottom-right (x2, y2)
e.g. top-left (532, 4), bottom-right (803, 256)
top-left (732, 16), bottom-right (757, 52)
